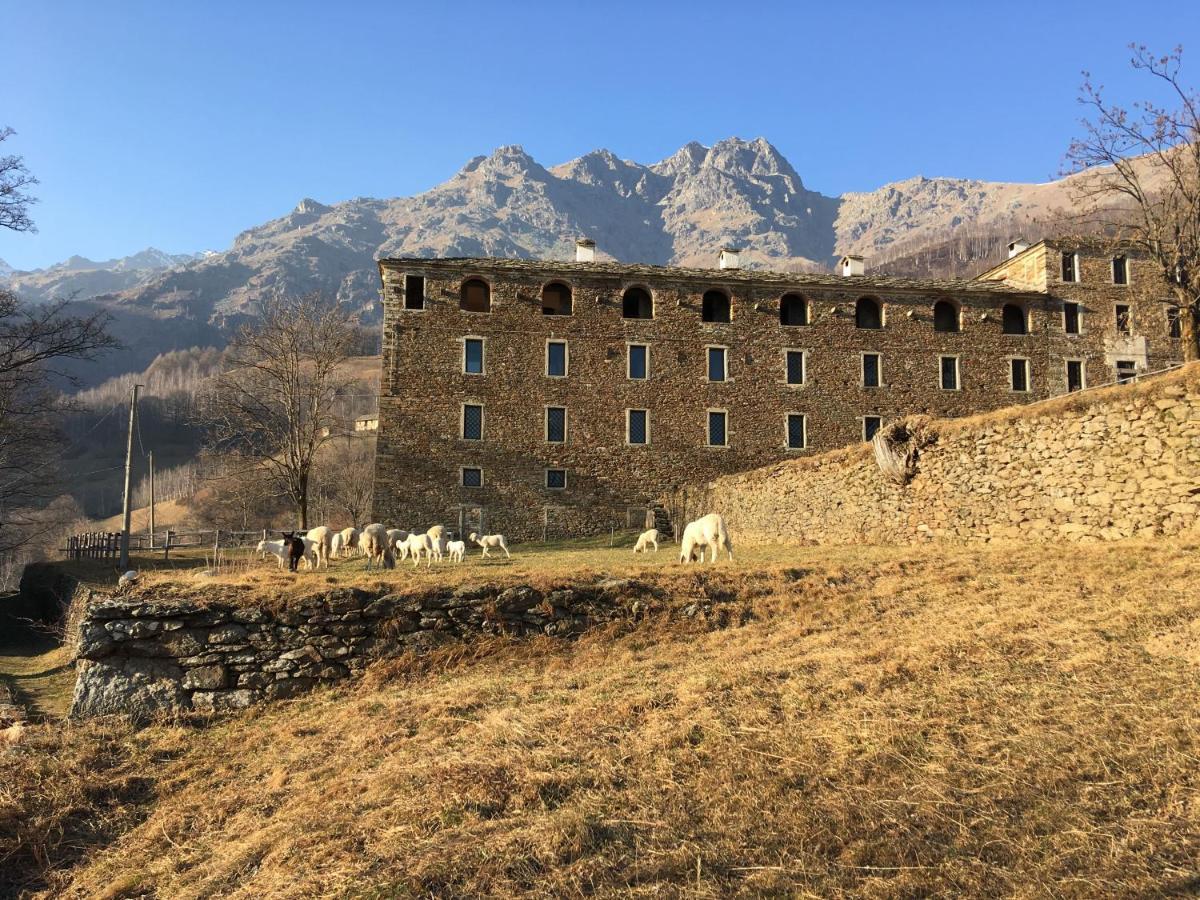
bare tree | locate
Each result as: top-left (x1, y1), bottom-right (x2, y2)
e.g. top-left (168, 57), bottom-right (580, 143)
top-left (1065, 45), bottom-right (1200, 360)
top-left (200, 294), bottom-right (356, 529)
top-left (0, 288), bottom-right (116, 552)
top-left (0, 127), bottom-right (38, 233)
top-left (323, 435), bottom-right (375, 526)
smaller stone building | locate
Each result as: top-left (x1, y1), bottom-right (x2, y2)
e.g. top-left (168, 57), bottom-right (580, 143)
top-left (372, 239), bottom-right (1187, 540)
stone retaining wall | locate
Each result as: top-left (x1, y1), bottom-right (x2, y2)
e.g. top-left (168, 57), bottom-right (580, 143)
top-left (71, 580), bottom-right (655, 720)
top-left (705, 364), bottom-right (1200, 545)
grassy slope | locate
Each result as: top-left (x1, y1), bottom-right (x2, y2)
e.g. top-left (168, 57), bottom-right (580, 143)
top-left (3, 537), bottom-right (1199, 897)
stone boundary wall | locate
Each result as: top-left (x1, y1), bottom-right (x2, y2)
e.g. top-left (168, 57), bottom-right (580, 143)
top-left (71, 581), bottom-right (655, 720)
top-left (705, 364), bottom-right (1200, 545)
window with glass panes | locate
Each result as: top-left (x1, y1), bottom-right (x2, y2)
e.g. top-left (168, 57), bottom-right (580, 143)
top-left (862, 353), bottom-right (881, 387)
top-left (627, 409), bottom-right (648, 445)
top-left (628, 344), bottom-right (648, 379)
top-left (785, 350), bottom-right (805, 385)
top-left (707, 347), bottom-right (727, 382)
top-left (546, 341), bottom-right (568, 377)
top-left (786, 413), bottom-right (806, 449)
top-left (707, 410), bottom-right (727, 446)
top-left (463, 338), bottom-right (484, 374)
top-left (462, 404), bottom-right (483, 440)
top-left (546, 406), bottom-right (566, 443)
top-left (940, 356), bottom-right (959, 390)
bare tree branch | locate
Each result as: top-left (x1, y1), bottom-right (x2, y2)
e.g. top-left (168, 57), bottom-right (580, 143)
top-left (0, 126), bottom-right (38, 233)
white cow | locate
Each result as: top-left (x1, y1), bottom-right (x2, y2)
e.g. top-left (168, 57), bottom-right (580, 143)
top-left (679, 513), bottom-right (733, 564)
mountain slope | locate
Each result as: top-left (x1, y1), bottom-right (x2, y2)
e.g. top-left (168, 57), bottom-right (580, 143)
top-left (7, 138), bottom-right (1119, 379)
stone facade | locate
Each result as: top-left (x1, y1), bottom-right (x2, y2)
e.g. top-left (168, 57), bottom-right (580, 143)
top-left (373, 241), bottom-right (1187, 541)
top-left (705, 364), bottom-right (1200, 545)
top-left (70, 581), bottom-right (652, 719)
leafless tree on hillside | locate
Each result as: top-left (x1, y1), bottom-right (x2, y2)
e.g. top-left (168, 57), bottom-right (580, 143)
top-left (0, 126), bottom-right (38, 233)
top-left (1065, 45), bottom-right (1200, 360)
top-left (0, 288), bottom-right (117, 553)
top-left (200, 294), bottom-right (356, 529)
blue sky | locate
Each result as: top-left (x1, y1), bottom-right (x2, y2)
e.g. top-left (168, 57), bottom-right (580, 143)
top-left (2, 0), bottom-right (1198, 270)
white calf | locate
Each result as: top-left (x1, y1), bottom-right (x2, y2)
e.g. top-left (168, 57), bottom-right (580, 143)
top-left (679, 513), bottom-right (733, 564)
top-left (447, 539), bottom-right (466, 563)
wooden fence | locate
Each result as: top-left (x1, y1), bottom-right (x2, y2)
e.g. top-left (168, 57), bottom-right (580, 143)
top-left (65, 528), bottom-right (272, 560)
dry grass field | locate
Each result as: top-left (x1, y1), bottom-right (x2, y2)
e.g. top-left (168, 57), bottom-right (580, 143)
top-left (3, 536), bottom-right (1200, 898)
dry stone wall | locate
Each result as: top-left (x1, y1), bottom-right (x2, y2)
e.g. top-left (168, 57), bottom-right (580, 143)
top-left (70, 581), bottom-right (652, 720)
top-left (706, 365), bottom-right (1200, 545)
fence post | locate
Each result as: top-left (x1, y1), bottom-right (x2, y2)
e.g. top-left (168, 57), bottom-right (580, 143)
top-left (213, 529), bottom-right (220, 568)
top-left (164, 530), bottom-right (172, 561)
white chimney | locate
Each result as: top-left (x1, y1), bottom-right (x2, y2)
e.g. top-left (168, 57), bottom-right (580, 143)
top-left (1007, 239), bottom-right (1029, 259)
top-left (840, 255), bottom-right (865, 277)
top-left (719, 246), bottom-right (742, 270)
top-left (575, 238), bottom-right (596, 263)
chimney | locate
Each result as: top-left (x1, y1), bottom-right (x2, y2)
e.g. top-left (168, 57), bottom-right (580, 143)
top-left (575, 238), bottom-right (596, 263)
top-left (719, 247), bottom-right (742, 270)
top-left (840, 255), bottom-right (865, 277)
top-left (1007, 238), bottom-right (1029, 259)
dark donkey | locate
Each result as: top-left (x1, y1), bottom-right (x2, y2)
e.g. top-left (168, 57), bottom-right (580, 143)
top-left (280, 532), bottom-right (308, 572)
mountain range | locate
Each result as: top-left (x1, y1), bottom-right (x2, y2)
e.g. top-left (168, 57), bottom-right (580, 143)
top-left (2, 137), bottom-right (1101, 380)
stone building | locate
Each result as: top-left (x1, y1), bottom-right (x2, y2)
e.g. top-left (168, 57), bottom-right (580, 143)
top-left (372, 238), bottom-right (1186, 540)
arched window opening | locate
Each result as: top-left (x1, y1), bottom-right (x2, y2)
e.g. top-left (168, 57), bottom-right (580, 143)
top-left (780, 293), bottom-right (808, 326)
top-left (1002, 303), bottom-right (1027, 335)
top-left (460, 278), bottom-right (491, 313)
top-left (622, 287), bottom-right (653, 320)
top-left (855, 297), bottom-right (882, 329)
top-left (701, 289), bottom-right (731, 323)
top-left (541, 282), bottom-right (572, 316)
top-left (933, 300), bottom-right (960, 333)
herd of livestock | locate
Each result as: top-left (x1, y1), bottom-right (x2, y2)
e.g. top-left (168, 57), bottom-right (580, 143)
top-left (254, 512), bottom-right (735, 573)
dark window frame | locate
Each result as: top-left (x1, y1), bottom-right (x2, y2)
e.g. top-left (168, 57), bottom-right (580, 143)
top-left (626, 408), bottom-right (649, 445)
top-left (1063, 302), bottom-right (1081, 335)
top-left (855, 297), bottom-right (883, 330)
top-left (545, 406), bottom-right (567, 444)
top-left (461, 403), bottom-right (484, 441)
top-left (932, 300), bottom-right (960, 333)
top-left (622, 286), bottom-right (653, 320)
top-left (786, 413), bottom-right (807, 450)
top-left (461, 466), bottom-right (483, 488)
top-left (780, 293), bottom-right (808, 326)
top-left (1002, 303), bottom-right (1028, 335)
top-left (940, 355), bottom-right (960, 391)
top-left (460, 277), bottom-right (491, 313)
top-left (403, 274), bottom-right (426, 310)
top-left (785, 349), bottom-right (805, 386)
top-left (546, 340), bottom-right (568, 377)
top-left (1010, 358), bottom-right (1030, 393)
top-left (545, 468), bottom-right (567, 490)
top-left (627, 343), bottom-right (649, 380)
top-left (701, 289), bottom-right (732, 324)
top-left (541, 281), bottom-right (573, 316)
top-left (707, 409), bottom-right (728, 447)
top-left (463, 337), bottom-right (485, 375)
top-left (706, 345), bottom-right (728, 382)
top-left (862, 352), bottom-right (881, 388)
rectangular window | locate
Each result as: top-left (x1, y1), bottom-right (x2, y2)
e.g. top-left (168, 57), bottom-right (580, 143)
top-left (707, 410), bottom-right (728, 447)
top-left (1112, 256), bottom-right (1128, 285)
top-left (462, 403), bottom-right (483, 440)
top-left (545, 406), bottom-right (566, 443)
top-left (546, 340), bottom-right (568, 377)
top-left (404, 274), bottom-right (425, 310)
top-left (786, 413), bottom-right (807, 449)
top-left (940, 356), bottom-right (959, 391)
top-left (1063, 302), bottom-right (1081, 335)
top-left (628, 344), bottom-right (649, 380)
top-left (785, 350), bottom-right (805, 385)
top-left (862, 353), bottom-right (881, 388)
top-left (1010, 358), bottom-right (1030, 393)
top-left (1066, 359), bottom-right (1084, 393)
top-left (706, 346), bottom-right (727, 382)
top-left (627, 409), bottom-right (648, 445)
top-left (863, 416), bottom-right (882, 442)
top-left (461, 467), bottom-right (482, 488)
top-left (1116, 360), bottom-right (1137, 384)
top-left (1115, 304), bottom-right (1131, 335)
top-left (463, 337), bottom-right (484, 374)
top-left (546, 468), bottom-right (566, 490)
top-left (1061, 251), bottom-right (1077, 282)
top-left (1168, 306), bottom-right (1183, 339)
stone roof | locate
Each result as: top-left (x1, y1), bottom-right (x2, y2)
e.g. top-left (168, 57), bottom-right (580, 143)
top-left (378, 256), bottom-right (1043, 297)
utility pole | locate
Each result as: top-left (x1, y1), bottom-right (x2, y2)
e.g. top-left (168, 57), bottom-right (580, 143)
top-left (148, 450), bottom-right (156, 550)
top-left (118, 384), bottom-right (141, 571)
